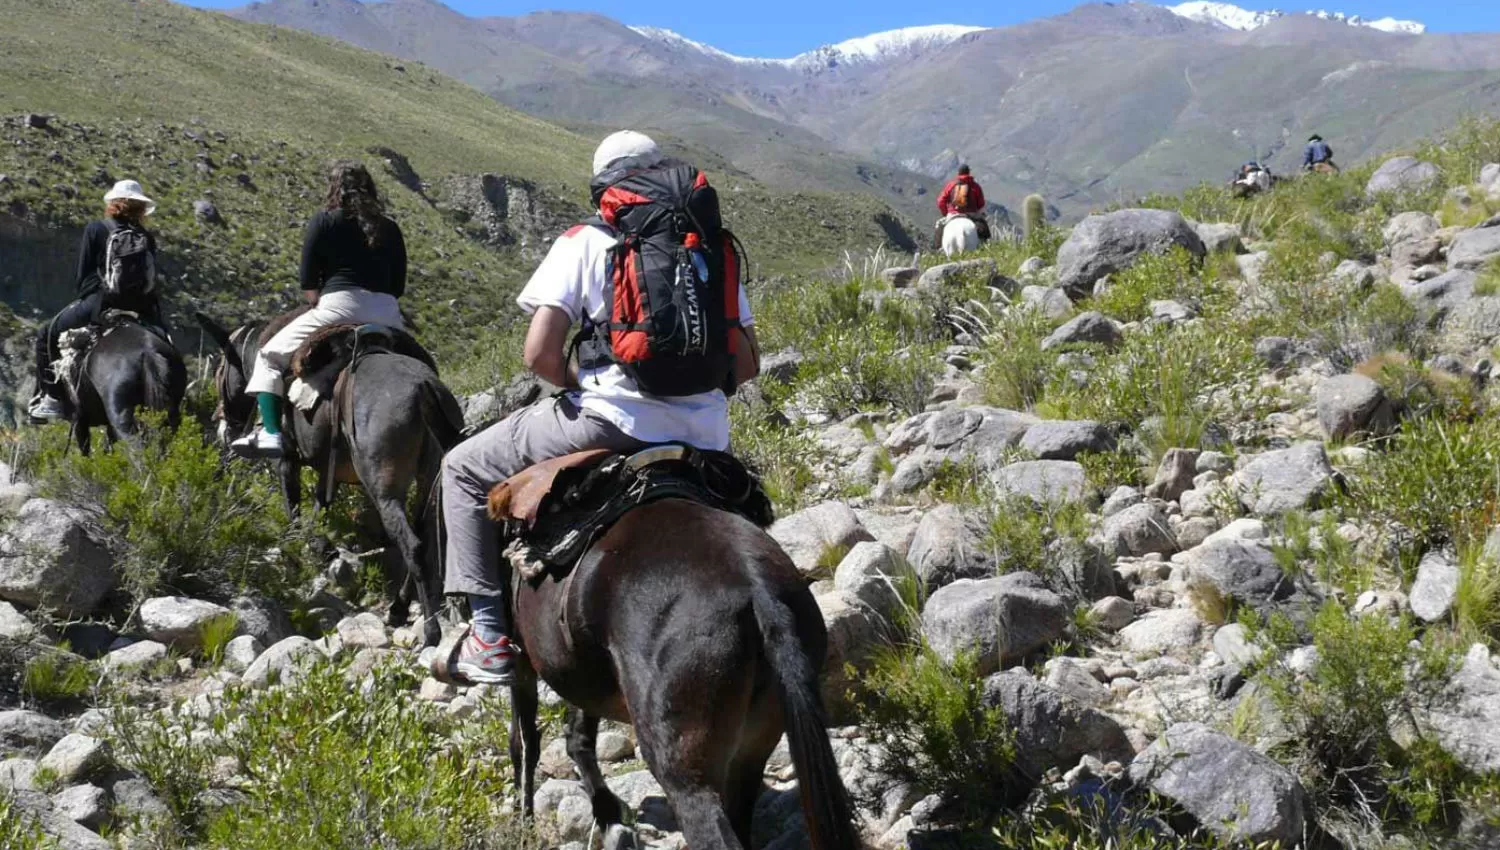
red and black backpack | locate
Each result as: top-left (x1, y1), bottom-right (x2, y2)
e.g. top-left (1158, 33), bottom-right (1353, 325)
top-left (576, 163), bottom-right (746, 397)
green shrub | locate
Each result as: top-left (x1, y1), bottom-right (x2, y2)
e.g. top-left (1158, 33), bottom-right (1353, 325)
top-left (108, 658), bottom-right (542, 849)
top-left (0, 794), bottom-right (53, 850)
top-left (20, 419), bottom-right (315, 604)
top-left (1043, 320), bottom-right (1270, 460)
top-left (21, 650), bottom-right (94, 705)
top-left (855, 647), bottom-right (1025, 828)
top-left (1088, 247), bottom-right (1224, 324)
top-left (1257, 603), bottom-right (1462, 830)
top-left (1342, 415), bottom-right (1500, 561)
top-left (978, 308), bottom-right (1055, 411)
top-left (984, 498), bottom-right (1091, 578)
top-left (729, 409), bottom-right (822, 512)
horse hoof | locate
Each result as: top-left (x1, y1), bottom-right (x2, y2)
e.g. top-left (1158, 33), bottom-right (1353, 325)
top-left (602, 824), bottom-right (637, 850)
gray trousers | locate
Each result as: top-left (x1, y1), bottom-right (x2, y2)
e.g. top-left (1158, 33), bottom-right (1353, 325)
top-left (442, 393), bottom-right (647, 597)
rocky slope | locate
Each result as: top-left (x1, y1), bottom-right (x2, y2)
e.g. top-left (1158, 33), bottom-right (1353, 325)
top-left (234, 0), bottom-right (1500, 218)
top-left (6, 121), bottom-right (1500, 847)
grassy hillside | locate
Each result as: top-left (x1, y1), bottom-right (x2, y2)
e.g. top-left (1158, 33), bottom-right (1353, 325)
top-left (0, 0), bottom-right (920, 391)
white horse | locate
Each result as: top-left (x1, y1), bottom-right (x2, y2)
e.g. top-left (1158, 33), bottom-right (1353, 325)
top-left (940, 215), bottom-right (980, 258)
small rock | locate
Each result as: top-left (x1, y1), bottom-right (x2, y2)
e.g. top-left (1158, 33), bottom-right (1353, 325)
top-left (1096, 502), bottom-right (1177, 558)
top-left (102, 640), bottom-right (169, 673)
top-left (921, 573), bottom-right (1069, 674)
top-left (880, 267), bottom-right (919, 288)
top-left (1230, 443), bottom-right (1335, 516)
top-left (0, 711), bottom-right (67, 756)
top-left (768, 502), bottom-right (874, 577)
top-left (906, 505), bottom-right (993, 592)
top-left (241, 636), bottom-right (323, 688)
top-left (0, 601), bottom-right (39, 640)
top-left (1145, 448), bottom-right (1200, 502)
top-left (39, 735), bottom-right (111, 785)
top-left (52, 782), bottom-right (110, 829)
top-left (1212, 623), bottom-right (1264, 669)
top-left (1315, 374), bottom-right (1393, 441)
top-left (1019, 420), bottom-right (1113, 461)
top-left (0, 758), bottom-right (38, 792)
top-left (1100, 485), bottom-right (1144, 518)
top-left (1118, 609), bottom-right (1205, 656)
top-left (0, 499), bottom-right (116, 617)
top-left (193, 199), bottom-right (222, 224)
top-left (1173, 538), bottom-right (1289, 606)
top-left (336, 612), bottom-right (391, 649)
top-left (983, 669), bottom-right (1133, 776)
top-left (418, 677), bottom-right (457, 703)
top-left (140, 597), bottom-right (235, 653)
top-left (596, 730), bottom-right (635, 762)
top-left (1041, 312), bottom-right (1122, 351)
top-left (1044, 658), bottom-right (1109, 706)
top-left (221, 635), bottom-right (263, 673)
top-left (1089, 596), bottom-right (1136, 632)
top-left (991, 460), bottom-right (1091, 506)
top-left (832, 542), bottom-right (909, 618)
top-left (1129, 722), bottom-right (1306, 845)
top-left (1365, 156), bottom-right (1441, 197)
top-left (1409, 550), bottom-right (1461, 622)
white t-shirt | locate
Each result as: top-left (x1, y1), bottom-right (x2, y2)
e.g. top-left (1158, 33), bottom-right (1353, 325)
top-left (516, 223), bottom-right (754, 451)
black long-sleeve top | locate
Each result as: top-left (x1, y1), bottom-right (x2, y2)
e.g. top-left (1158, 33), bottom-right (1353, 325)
top-left (298, 209), bottom-right (407, 298)
top-left (75, 220), bottom-right (158, 298)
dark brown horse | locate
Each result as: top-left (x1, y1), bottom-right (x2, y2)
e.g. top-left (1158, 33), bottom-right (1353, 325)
top-left (503, 498), bottom-right (859, 850)
top-left (197, 312), bottom-right (462, 646)
top-left (61, 318), bottom-right (186, 455)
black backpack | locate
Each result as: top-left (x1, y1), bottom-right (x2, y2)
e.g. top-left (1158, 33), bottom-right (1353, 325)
top-left (576, 163), bottom-right (745, 397)
top-left (103, 222), bottom-right (156, 297)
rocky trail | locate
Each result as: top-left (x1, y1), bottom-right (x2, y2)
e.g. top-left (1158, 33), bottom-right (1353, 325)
top-left (6, 140), bottom-right (1500, 848)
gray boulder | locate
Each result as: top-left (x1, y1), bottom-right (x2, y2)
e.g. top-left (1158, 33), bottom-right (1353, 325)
top-left (832, 542), bottom-right (910, 619)
top-left (816, 590), bottom-right (886, 723)
top-left (1409, 550), bottom-right (1460, 622)
top-left (1118, 608), bottom-right (1206, 656)
top-left (1194, 222), bottom-right (1244, 255)
top-left (768, 502), bottom-right (874, 577)
top-left (102, 640), bottom-right (168, 673)
top-left (1019, 420), bottom-right (1113, 461)
top-left (241, 636), bottom-right (324, 688)
top-left (140, 597), bottom-right (235, 653)
top-left (229, 595), bottom-right (295, 646)
top-left (880, 267), bottom-right (919, 288)
top-left (1041, 312), bottom-right (1122, 351)
top-left (983, 669), bottom-right (1133, 776)
top-left (906, 505), bottom-right (994, 592)
top-left (0, 499), bottom-right (115, 617)
top-left (1145, 448), bottom-right (1200, 502)
top-left (1131, 723), bottom-right (1306, 845)
top-left (1096, 502), bottom-right (1177, 558)
top-left (1421, 643), bottom-right (1500, 774)
top-left (0, 710), bottom-right (67, 756)
top-left (1212, 623), bottom-right (1264, 669)
top-left (53, 783), bottom-right (110, 830)
top-left (1316, 374), bottom-right (1394, 441)
top-left (1101, 485), bottom-right (1144, 518)
top-left (1055, 209), bottom-right (1206, 300)
top-left (916, 258), bottom-right (1015, 293)
top-left (1449, 222), bottom-right (1500, 270)
top-left (921, 573), bottom-right (1069, 674)
top-left (1090, 596), bottom-right (1136, 632)
top-left (1441, 296), bottom-right (1500, 349)
top-left (1174, 538), bottom-right (1290, 605)
top-left (1365, 156), bottom-right (1441, 197)
top-left (0, 600), bottom-right (38, 640)
top-left (38, 734), bottom-right (111, 785)
top-left (1231, 442), bottom-right (1335, 516)
top-left (1384, 211), bottom-right (1443, 270)
top-left (192, 199), bottom-right (222, 224)
top-left (1020, 285), bottom-right (1073, 320)
top-left (991, 460), bottom-right (1091, 507)
top-left (222, 635), bottom-right (263, 674)
top-left (1402, 269), bottom-right (1477, 325)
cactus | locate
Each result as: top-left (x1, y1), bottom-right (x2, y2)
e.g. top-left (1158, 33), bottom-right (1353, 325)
top-left (1023, 194), bottom-right (1047, 240)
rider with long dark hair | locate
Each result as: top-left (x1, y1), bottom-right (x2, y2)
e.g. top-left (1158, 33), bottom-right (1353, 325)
top-left (231, 161), bottom-right (407, 458)
top-left (29, 180), bottom-right (164, 422)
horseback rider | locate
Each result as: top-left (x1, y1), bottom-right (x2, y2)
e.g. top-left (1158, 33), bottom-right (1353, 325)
top-left (1304, 134), bottom-right (1338, 173)
top-left (29, 180), bottom-right (165, 423)
top-left (441, 130), bottom-right (762, 685)
top-left (935, 164), bottom-right (990, 244)
top-left (230, 161), bottom-right (407, 459)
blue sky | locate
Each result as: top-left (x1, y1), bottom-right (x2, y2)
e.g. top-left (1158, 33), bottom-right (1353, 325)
top-left (182, 0), bottom-right (1500, 57)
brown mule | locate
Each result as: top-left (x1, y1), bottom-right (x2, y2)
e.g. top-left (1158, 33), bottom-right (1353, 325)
top-left (493, 497), bottom-right (859, 850)
top-left (196, 311), bottom-right (463, 646)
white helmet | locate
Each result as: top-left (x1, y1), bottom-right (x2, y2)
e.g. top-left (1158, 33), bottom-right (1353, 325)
top-left (592, 130), bottom-right (663, 178)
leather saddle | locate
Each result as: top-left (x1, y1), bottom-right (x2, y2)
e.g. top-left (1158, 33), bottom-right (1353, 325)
top-left (487, 444), bottom-right (774, 582)
top-left (287, 322), bottom-right (436, 410)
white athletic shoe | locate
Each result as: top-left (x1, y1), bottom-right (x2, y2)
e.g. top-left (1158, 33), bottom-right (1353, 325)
top-left (27, 394), bottom-right (64, 423)
top-left (230, 428), bottom-right (284, 459)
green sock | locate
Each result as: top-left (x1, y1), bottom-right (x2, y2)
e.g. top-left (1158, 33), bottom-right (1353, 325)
top-left (257, 393), bottom-right (281, 436)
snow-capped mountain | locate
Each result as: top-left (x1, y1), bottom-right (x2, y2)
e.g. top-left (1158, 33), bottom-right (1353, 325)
top-left (628, 24), bottom-right (988, 71)
top-left (1164, 2), bottom-right (1425, 34)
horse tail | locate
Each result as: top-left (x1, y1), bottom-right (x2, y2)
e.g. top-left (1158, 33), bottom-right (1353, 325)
top-left (142, 348), bottom-right (174, 414)
top-left (749, 581), bottom-right (860, 850)
top-left (419, 378), bottom-right (465, 452)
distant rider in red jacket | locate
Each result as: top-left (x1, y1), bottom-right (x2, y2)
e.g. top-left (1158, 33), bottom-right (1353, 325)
top-left (936, 165), bottom-right (990, 244)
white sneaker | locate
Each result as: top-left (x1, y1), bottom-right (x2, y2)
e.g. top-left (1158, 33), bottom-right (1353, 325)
top-left (27, 394), bottom-right (64, 423)
top-left (230, 429), bottom-right (284, 459)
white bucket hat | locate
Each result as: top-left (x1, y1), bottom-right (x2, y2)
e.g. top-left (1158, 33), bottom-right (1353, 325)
top-left (592, 130), bottom-right (662, 178)
top-left (103, 180), bottom-right (156, 216)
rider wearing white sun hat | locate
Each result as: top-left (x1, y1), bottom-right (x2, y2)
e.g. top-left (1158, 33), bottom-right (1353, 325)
top-left (29, 180), bottom-right (165, 422)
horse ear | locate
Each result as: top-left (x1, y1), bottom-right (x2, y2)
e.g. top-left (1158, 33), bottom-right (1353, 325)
top-left (195, 312), bottom-right (242, 371)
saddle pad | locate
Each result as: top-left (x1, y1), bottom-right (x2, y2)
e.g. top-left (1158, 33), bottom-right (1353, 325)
top-left (290, 323), bottom-right (436, 380)
top-left (487, 450), bottom-right (616, 526)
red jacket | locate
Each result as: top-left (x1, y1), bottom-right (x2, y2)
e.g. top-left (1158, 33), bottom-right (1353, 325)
top-left (938, 175), bottom-right (985, 216)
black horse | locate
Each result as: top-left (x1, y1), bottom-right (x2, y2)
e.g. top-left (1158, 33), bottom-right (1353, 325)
top-left (498, 497), bottom-right (860, 850)
top-left (198, 312), bottom-right (463, 646)
top-left (60, 318), bottom-right (186, 455)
